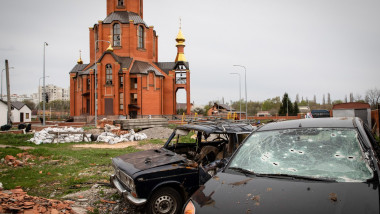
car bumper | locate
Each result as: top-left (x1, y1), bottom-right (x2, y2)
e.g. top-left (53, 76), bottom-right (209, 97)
top-left (110, 174), bottom-right (147, 206)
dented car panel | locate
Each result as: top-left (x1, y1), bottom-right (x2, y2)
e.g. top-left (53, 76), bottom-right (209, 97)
top-left (110, 121), bottom-right (254, 213)
top-left (189, 172), bottom-right (379, 214)
top-left (185, 118), bottom-right (380, 214)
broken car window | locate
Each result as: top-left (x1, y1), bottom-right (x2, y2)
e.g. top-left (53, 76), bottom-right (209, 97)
top-left (229, 128), bottom-right (374, 182)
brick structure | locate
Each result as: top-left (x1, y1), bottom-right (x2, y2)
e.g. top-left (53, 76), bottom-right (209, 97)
top-left (70, 0), bottom-right (191, 119)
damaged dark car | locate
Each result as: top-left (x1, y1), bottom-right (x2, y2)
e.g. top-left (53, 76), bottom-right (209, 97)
top-left (184, 117), bottom-right (380, 214)
top-left (110, 121), bottom-right (253, 214)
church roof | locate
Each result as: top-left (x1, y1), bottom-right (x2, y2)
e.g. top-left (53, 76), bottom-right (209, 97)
top-left (155, 62), bottom-right (190, 74)
top-left (155, 62), bottom-right (175, 74)
top-left (70, 64), bottom-right (89, 73)
top-left (103, 11), bottom-right (147, 27)
top-left (130, 61), bottom-right (164, 77)
top-left (96, 51), bottom-right (133, 73)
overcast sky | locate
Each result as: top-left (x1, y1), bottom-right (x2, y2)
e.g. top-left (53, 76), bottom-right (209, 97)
top-left (0, 0), bottom-right (379, 105)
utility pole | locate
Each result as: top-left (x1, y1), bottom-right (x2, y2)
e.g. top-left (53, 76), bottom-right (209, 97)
top-left (43, 42), bottom-right (48, 126)
top-left (5, 60), bottom-right (11, 124)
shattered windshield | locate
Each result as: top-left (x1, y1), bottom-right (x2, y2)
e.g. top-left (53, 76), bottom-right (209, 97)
top-left (229, 128), bottom-right (374, 182)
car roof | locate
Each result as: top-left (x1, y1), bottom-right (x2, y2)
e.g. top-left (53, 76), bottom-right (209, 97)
top-left (258, 117), bottom-right (356, 131)
top-left (177, 121), bottom-right (254, 135)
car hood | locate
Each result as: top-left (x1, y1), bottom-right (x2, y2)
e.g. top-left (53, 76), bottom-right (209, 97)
top-left (190, 172), bottom-right (380, 214)
top-left (112, 148), bottom-right (186, 175)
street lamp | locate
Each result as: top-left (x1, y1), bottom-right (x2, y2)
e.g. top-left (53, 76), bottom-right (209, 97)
top-left (230, 73), bottom-right (241, 120)
top-left (1, 67), bottom-right (14, 99)
top-left (39, 76), bottom-right (50, 111)
top-left (43, 42), bottom-right (48, 126)
top-left (94, 40), bottom-right (112, 127)
top-left (233, 65), bottom-right (247, 120)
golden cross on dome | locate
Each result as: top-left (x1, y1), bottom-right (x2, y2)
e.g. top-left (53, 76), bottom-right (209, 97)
top-left (179, 17), bottom-right (182, 29)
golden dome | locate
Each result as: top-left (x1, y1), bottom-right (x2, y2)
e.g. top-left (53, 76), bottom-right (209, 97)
top-left (77, 50), bottom-right (83, 64)
top-left (176, 29), bottom-right (186, 44)
top-left (106, 43), bottom-right (114, 52)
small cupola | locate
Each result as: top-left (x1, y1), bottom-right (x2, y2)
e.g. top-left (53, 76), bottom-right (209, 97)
top-left (77, 50), bottom-right (83, 64)
top-left (175, 22), bottom-right (187, 62)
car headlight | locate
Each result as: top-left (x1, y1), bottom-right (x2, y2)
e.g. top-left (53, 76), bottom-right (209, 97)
top-left (184, 200), bottom-right (195, 214)
top-left (119, 170), bottom-right (135, 191)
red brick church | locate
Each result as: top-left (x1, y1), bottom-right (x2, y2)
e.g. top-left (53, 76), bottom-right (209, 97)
top-left (70, 0), bottom-right (190, 118)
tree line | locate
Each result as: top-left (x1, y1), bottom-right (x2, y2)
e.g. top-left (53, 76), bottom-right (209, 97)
top-left (196, 87), bottom-right (380, 116)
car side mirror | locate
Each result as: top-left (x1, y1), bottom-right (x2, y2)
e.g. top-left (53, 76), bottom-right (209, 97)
top-left (216, 158), bottom-right (229, 168)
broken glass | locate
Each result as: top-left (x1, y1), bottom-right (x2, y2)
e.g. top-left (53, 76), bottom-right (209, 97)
top-left (229, 128), bottom-right (373, 182)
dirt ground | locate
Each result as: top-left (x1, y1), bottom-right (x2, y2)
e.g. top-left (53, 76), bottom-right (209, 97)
top-left (72, 142), bottom-right (162, 150)
top-left (72, 142), bottom-right (139, 149)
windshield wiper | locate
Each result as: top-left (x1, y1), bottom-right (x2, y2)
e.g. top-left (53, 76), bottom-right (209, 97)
top-left (255, 173), bottom-right (336, 182)
top-left (228, 167), bottom-right (256, 176)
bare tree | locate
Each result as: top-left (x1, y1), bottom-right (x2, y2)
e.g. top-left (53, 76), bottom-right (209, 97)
top-left (365, 88), bottom-right (380, 109)
top-left (295, 94), bottom-right (299, 103)
top-left (322, 94), bottom-right (326, 105)
top-left (354, 94), bottom-right (363, 102)
top-left (313, 95), bottom-right (316, 103)
top-left (345, 95), bottom-right (348, 103)
top-left (327, 93), bottom-right (331, 105)
top-left (349, 93), bottom-right (354, 102)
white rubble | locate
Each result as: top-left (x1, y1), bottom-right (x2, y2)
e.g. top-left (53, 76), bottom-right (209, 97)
top-left (104, 124), bottom-right (120, 132)
top-left (28, 126), bottom-right (148, 145)
top-left (96, 129), bottom-right (147, 144)
top-left (28, 127), bottom-right (91, 145)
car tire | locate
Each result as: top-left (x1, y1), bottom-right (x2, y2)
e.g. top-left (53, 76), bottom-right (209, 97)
top-left (147, 187), bottom-right (183, 214)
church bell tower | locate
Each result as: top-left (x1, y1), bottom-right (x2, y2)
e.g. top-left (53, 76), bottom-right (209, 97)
top-left (107, 0), bottom-right (143, 18)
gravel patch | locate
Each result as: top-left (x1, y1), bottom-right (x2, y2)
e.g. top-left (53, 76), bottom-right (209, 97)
top-left (62, 184), bottom-right (142, 214)
top-left (138, 127), bottom-right (173, 139)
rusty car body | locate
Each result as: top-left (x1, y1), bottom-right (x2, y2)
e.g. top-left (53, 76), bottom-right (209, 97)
top-left (110, 121), bottom-right (253, 214)
top-left (184, 117), bottom-right (380, 214)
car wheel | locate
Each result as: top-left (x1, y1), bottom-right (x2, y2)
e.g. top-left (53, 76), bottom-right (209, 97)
top-left (147, 187), bottom-right (183, 214)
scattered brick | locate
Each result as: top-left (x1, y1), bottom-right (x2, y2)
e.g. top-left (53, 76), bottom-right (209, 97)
top-left (1, 153), bottom-right (39, 168)
top-left (0, 188), bottom-right (75, 214)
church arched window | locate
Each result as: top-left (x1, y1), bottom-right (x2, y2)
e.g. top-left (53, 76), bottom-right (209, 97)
top-left (138, 25), bottom-right (144, 49)
top-left (118, 0), bottom-right (124, 6)
top-left (106, 64), bottom-right (113, 85)
top-left (113, 23), bottom-right (121, 47)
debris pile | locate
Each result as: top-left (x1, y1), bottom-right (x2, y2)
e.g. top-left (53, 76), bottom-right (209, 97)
top-left (28, 127), bottom-right (91, 145)
top-left (1, 153), bottom-right (35, 167)
top-left (138, 127), bottom-right (173, 139)
top-left (27, 125), bottom-right (148, 145)
top-left (96, 129), bottom-right (147, 144)
top-left (0, 187), bottom-right (75, 214)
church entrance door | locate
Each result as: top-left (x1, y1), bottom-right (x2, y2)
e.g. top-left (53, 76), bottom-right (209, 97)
top-left (105, 98), bottom-right (114, 115)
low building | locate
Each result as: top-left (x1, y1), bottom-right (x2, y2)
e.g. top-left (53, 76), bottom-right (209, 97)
top-left (208, 103), bottom-right (235, 116)
top-left (257, 111), bottom-right (271, 117)
top-left (299, 106), bottom-right (311, 114)
top-left (332, 102), bottom-right (371, 127)
top-left (0, 100), bottom-right (8, 126)
top-left (11, 102), bottom-right (32, 123)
